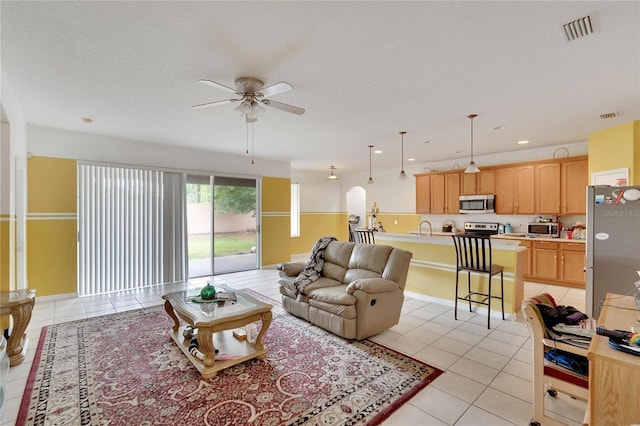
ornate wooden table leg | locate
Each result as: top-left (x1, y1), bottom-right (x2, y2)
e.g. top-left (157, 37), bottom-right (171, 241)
top-left (196, 326), bottom-right (216, 369)
top-left (163, 300), bottom-right (180, 332)
top-left (7, 298), bottom-right (34, 367)
top-left (255, 310), bottom-right (272, 356)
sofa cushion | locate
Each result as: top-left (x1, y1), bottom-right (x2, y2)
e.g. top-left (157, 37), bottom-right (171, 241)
top-left (309, 299), bottom-right (357, 319)
top-left (343, 244), bottom-right (393, 283)
top-left (321, 242), bottom-right (355, 283)
top-left (308, 285), bottom-right (356, 306)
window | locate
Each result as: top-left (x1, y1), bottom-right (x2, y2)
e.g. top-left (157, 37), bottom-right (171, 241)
top-left (291, 182), bottom-right (300, 237)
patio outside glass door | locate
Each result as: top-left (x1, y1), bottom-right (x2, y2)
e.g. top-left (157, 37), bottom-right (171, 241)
top-left (186, 175), bottom-right (258, 278)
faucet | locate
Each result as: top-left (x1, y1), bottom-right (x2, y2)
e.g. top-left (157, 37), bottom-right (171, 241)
top-left (418, 220), bottom-right (432, 237)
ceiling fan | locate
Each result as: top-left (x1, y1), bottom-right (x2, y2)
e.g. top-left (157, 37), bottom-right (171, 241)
top-left (192, 77), bottom-right (305, 122)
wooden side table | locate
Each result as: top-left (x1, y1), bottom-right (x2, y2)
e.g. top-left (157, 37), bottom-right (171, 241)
top-left (0, 289), bottom-right (36, 366)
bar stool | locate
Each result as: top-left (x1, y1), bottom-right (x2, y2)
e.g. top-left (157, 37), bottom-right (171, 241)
top-left (354, 229), bottom-right (375, 244)
top-left (452, 234), bottom-right (505, 329)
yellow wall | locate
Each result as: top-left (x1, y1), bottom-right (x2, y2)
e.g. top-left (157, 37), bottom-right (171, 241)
top-left (589, 120), bottom-right (640, 185)
top-left (27, 156), bottom-right (77, 296)
top-left (292, 212), bottom-right (348, 254)
top-left (261, 177), bottom-right (291, 265)
top-left (369, 213), bottom-right (421, 234)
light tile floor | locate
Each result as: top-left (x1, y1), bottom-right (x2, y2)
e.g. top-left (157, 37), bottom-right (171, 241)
top-left (1, 271), bottom-right (586, 426)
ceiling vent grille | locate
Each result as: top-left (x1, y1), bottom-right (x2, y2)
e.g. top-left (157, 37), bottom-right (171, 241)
top-left (600, 112), bottom-right (619, 120)
top-left (563, 15), bottom-right (595, 41)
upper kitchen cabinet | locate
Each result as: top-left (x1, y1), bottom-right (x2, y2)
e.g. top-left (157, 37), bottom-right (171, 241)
top-left (445, 172), bottom-right (460, 214)
top-left (461, 169), bottom-right (495, 195)
top-left (514, 165), bottom-right (535, 214)
top-left (535, 162), bottom-right (561, 214)
top-left (415, 171), bottom-right (459, 214)
top-left (495, 167), bottom-right (515, 214)
top-left (562, 159), bottom-right (588, 214)
top-left (431, 173), bottom-right (446, 214)
top-left (415, 174), bottom-right (431, 214)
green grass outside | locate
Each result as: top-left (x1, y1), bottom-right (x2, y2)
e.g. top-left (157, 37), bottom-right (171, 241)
top-left (188, 232), bottom-right (256, 259)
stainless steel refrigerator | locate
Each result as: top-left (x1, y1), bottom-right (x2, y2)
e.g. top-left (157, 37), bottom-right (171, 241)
top-left (586, 185), bottom-right (640, 318)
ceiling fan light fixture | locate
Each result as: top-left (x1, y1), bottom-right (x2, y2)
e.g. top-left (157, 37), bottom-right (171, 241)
top-left (327, 166), bottom-right (339, 181)
top-left (399, 131), bottom-right (408, 180)
top-left (464, 114), bottom-right (480, 174)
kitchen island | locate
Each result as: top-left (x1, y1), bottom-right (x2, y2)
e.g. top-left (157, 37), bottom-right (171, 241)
top-left (375, 233), bottom-right (526, 318)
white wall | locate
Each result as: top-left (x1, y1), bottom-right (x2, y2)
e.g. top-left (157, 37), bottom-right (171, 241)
top-left (290, 169), bottom-right (343, 212)
top-left (27, 124), bottom-right (291, 179)
top-left (1, 69), bottom-right (28, 289)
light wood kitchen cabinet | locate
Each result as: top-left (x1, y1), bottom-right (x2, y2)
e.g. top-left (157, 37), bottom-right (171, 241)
top-left (533, 241), bottom-right (558, 281)
top-left (559, 242), bottom-right (585, 287)
top-left (495, 167), bottom-right (515, 213)
top-left (535, 162), bottom-right (561, 214)
top-left (445, 172), bottom-right (460, 214)
top-left (415, 175), bottom-right (431, 214)
top-left (461, 169), bottom-right (495, 195)
top-left (514, 165), bottom-right (535, 214)
top-left (520, 240), bottom-right (533, 278)
top-left (431, 173), bottom-right (446, 214)
top-left (415, 171), bottom-right (458, 214)
top-left (562, 159), bottom-right (588, 215)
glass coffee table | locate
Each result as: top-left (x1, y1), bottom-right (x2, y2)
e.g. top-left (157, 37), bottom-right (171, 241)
top-left (162, 286), bottom-right (272, 379)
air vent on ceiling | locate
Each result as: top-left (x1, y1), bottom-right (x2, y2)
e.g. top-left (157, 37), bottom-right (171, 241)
top-left (600, 111), bottom-right (619, 120)
top-left (563, 15), bottom-right (595, 42)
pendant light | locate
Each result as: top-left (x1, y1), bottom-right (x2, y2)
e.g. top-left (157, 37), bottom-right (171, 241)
top-left (399, 131), bottom-right (407, 179)
top-left (327, 166), bottom-right (339, 181)
top-left (464, 114), bottom-right (480, 173)
top-left (367, 145), bottom-right (374, 184)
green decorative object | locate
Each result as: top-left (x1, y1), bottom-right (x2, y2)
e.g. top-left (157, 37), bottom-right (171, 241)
top-left (200, 282), bottom-right (216, 300)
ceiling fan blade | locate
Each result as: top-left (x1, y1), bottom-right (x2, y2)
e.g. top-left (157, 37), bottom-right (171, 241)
top-left (198, 79), bottom-right (239, 94)
top-left (262, 99), bottom-right (305, 115)
top-left (192, 99), bottom-right (237, 109)
top-left (259, 82), bottom-right (293, 98)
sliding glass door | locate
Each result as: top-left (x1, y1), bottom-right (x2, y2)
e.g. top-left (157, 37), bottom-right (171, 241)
top-left (186, 175), bottom-right (258, 278)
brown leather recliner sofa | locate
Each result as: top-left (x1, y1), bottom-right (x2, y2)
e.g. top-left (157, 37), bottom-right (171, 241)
top-left (277, 240), bottom-right (413, 340)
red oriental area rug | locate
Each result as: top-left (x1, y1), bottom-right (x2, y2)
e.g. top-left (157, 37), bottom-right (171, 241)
top-left (18, 291), bottom-right (443, 425)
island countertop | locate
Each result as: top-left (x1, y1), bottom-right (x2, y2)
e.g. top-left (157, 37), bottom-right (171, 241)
top-left (373, 232), bottom-right (525, 317)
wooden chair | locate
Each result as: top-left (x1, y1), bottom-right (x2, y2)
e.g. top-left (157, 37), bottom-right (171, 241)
top-left (354, 229), bottom-right (375, 244)
top-left (521, 294), bottom-right (589, 426)
top-left (451, 234), bottom-right (504, 329)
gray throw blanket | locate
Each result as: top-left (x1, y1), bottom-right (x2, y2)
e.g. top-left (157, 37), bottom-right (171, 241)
top-left (293, 236), bottom-right (337, 295)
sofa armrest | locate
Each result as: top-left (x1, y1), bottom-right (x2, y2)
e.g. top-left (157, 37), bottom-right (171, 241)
top-left (276, 262), bottom-right (306, 278)
top-left (346, 278), bottom-right (399, 295)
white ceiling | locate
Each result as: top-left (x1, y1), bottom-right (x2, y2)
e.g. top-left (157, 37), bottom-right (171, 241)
top-left (1, 1), bottom-right (639, 173)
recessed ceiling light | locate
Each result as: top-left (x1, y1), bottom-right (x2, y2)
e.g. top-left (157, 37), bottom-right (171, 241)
top-left (374, 150), bottom-right (383, 154)
top-left (82, 117), bottom-right (93, 124)
top-left (517, 140), bottom-right (529, 145)
top-left (408, 158), bottom-right (415, 162)
top-left (494, 125), bottom-right (507, 130)
top-left (424, 140), bottom-right (432, 144)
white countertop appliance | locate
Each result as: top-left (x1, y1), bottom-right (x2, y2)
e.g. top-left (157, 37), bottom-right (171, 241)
top-left (527, 222), bottom-right (562, 238)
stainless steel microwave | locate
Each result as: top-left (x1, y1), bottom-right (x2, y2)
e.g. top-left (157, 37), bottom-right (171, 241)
top-left (459, 194), bottom-right (495, 214)
top-left (527, 222), bottom-right (562, 238)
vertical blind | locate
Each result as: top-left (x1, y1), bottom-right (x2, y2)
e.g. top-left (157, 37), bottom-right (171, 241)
top-left (78, 165), bottom-right (164, 296)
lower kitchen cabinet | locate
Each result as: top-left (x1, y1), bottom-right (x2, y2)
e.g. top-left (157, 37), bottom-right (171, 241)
top-left (533, 241), bottom-right (558, 281)
top-left (559, 242), bottom-right (586, 286)
top-left (517, 239), bottom-right (585, 288)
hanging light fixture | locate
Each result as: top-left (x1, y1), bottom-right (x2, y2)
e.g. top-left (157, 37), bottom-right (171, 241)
top-left (464, 113), bottom-right (480, 173)
top-left (327, 166), bottom-right (339, 181)
top-left (367, 145), bottom-right (374, 184)
top-left (399, 131), bottom-right (407, 179)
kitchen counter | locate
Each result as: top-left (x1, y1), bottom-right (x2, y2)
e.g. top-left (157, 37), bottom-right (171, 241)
top-left (375, 233), bottom-right (525, 317)
top-left (492, 234), bottom-right (586, 243)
